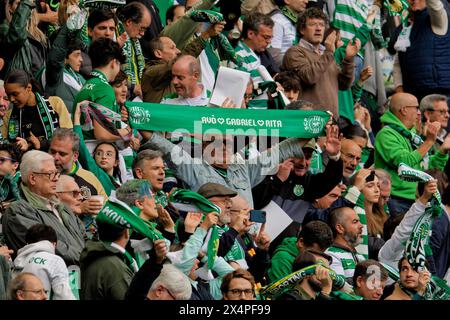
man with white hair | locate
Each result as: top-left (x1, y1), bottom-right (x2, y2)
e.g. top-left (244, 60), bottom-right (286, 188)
top-left (1, 150), bottom-right (85, 266)
top-left (146, 264), bottom-right (192, 300)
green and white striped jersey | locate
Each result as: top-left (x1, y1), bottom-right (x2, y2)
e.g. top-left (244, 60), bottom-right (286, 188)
top-left (228, 40), bottom-right (263, 83)
top-left (326, 244), bottom-right (366, 282)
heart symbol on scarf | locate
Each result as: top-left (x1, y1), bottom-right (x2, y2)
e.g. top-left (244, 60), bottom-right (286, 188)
top-left (257, 120), bottom-right (265, 126)
top-left (217, 118), bottom-right (225, 125)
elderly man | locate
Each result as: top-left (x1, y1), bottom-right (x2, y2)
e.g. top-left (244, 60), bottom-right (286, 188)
top-left (374, 92), bottom-right (449, 214)
top-left (420, 94), bottom-right (450, 147)
top-left (7, 272), bottom-right (48, 300)
top-left (340, 139), bottom-right (362, 182)
top-left (49, 128), bottom-right (107, 215)
top-left (2, 151), bottom-right (85, 265)
top-left (117, 1), bottom-right (152, 99)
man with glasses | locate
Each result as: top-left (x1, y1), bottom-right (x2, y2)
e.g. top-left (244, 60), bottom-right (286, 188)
top-left (49, 128), bottom-right (108, 239)
top-left (229, 12), bottom-right (275, 84)
top-left (116, 1), bottom-right (152, 100)
top-left (2, 150), bottom-right (85, 266)
top-left (0, 143), bottom-right (21, 211)
top-left (375, 92), bottom-right (449, 215)
top-left (420, 94), bottom-right (450, 148)
top-left (340, 139), bottom-right (362, 182)
top-left (7, 272), bottom-right (48, 300)
top-left (283, 7), bottom-right (358, 118)
top-left (221, 268), bottom-right (256, 301)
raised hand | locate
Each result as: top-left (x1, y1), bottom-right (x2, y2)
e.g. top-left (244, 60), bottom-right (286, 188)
top-left (345, 38), bottom-right (361, 59)
top-left (325, 124), bottom-right (341, 156)
top-left (324, 30), bottom-right (337, 53)
top-left (276, 159), bottom-right (294, 182)
top-left (184, 212), bottom-right (203, 233)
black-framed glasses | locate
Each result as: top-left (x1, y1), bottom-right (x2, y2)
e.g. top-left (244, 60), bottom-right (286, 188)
top-left (32, 171), bottom-right (61, 180)
top-left (227, 288), bottom-right (254, 297)
top-left (57, 190), bottom-right (82, 198)
top-left (0, 156), bottom-right (16, 163)
top-left (404, 105), bottom-right (420, 110)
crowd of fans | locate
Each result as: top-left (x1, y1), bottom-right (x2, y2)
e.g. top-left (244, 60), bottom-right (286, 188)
top-left (0, 0), bottom-right (450, 301)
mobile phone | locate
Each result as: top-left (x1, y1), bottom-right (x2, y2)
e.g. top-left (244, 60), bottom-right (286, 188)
top-left (249, 210), bottom-right (266, 223)
top-left (366, 171), bottom-right (375, 182)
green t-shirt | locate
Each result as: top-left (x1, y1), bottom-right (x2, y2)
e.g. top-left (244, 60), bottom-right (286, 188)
top-left (73, 70), bottom-right (120, 140)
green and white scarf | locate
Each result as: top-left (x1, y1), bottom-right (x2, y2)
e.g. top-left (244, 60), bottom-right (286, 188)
top-left (258, 263), bottom-right (353, 300)
top-left (79, 0), bottom-right (126, 9)
top-left (388, 124), bottom-right (430, 169)
top-left (7, 92), bottom-right (59, 141)
top-left (168, 188), bottom-right (221, 269)
top-left (117, 22), bottom-right (145, 86)
top-left (279, 5), bottom-right (298, 26)
top-left (63, 65), bottom-right (85, 92)
top-left (126, 101), bottom-right (330, 138)
top-left (96, 191), bottom-right (166, 242)
top-left (398, 163), bottom-right (441, 270)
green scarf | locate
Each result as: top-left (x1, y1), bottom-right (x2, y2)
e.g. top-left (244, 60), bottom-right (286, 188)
top-left (279, 5), bottom-right (298, 25)
top-left (79, 0), bottom-right (126, 9)
top-left (388, 124), bottom-right (430, 168)
top-left (258, 263), bottom-right (349, 300)
top-left (168, 188), bottom-right (221, 269)
top-left (126, 102), bottom-right (330, 138)
top-left (398, 163), bottom-right (441, 271)
top-left (96, 192), bottom-right (165, 242)
top-left (384, 0), bottom-right (410, 25)
top-left (7, 92), bottom-right (59, 141)
top-left (117, 21), bottom-right (145, 86)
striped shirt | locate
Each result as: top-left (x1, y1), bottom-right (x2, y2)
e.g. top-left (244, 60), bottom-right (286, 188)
top-left (326, 244), bottom-right (366, 283)
top-left (229, 40), bottom-right (263, 83)
top-left (271, 12), bottom-right (297, 57)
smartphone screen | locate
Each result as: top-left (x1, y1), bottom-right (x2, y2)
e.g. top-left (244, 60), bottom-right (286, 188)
top-left (249, 210), bottom-right (266, 223)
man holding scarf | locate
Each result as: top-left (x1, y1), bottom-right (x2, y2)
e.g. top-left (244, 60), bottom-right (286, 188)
top-left (116, 2), bottom-right (151, 100)
top-left (374, 92), bottom-right (449, 215)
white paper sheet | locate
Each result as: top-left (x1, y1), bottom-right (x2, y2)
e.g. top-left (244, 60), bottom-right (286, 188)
top-left (209, 66), bottom-right (250, 108)
top-left (261, 201), bottom-right (293, 242)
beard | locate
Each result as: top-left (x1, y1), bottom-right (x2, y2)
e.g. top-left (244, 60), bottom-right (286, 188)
top-left (344, 232), bottom-right (362, 247)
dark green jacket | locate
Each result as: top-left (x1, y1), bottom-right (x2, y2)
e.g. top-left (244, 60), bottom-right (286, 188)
top-left (80, 240), bottom-right (134, 300)
top-left (266, 237), bottom-right (299, 284)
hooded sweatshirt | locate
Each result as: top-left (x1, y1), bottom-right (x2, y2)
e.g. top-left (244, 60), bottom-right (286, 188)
top-left (374, 111), bottom-right (448, 200)
top-left (13, 240), bottom-right (75, 300)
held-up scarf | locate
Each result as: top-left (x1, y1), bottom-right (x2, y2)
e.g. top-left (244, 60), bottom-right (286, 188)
top-left (79, 0), bottom-right (126, 9)
top-left (63, 65), bottom-right (85, 92)
top-left (169, 188), bottom-right (221, 269)
top-left (96, 191), bottom-right (166, 243)
top-left (79, 101), bottom-right (130, 141)
top-left (388, 124), bottom-right (430, 169)
top-left (117, 21), bottom-right (145, 86)
top-left (384, 0), bottom-right (412, 51)
top-left (398, 163), bottom-right (442, 270)
top-left (126, 102), bottom-right (330, 138)
top-left (258, 263), bottom-right (354, 300)
top-left (8, 93), bottom-right (59, 141)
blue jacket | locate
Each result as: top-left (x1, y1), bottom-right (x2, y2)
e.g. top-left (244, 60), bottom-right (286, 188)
top-left (429, 210), bottom-right (450, 279)
top-left (397, 4), bottom-right (450, 96)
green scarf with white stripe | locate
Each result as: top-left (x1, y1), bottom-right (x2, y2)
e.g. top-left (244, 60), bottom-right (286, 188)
top-left (398, 163), bottom-right (442, 270)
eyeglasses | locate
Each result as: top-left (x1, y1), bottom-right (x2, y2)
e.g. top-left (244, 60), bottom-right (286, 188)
top-left (95, 151), bottom-right (115, 159)
top-left (306, 22), bottom-right (326, 28)
top-left (20, 288), bottom-right (48, 295)
top-left (227, 289), bottom-right (254, 297)
top-left (32, 171), bottom-right (61, 180)
top-left (429, 109), bottom-right (450, 115)
top-left (57, 190), bottom-right (82, 198)
top-left (165, 287), bottom-right (176, 300)
top-left (404, 105), bottom-right (420, 110)
top-left (0, 156), bottom-right (16, 163)
top-left (341, 153), bottom-right (361, 163)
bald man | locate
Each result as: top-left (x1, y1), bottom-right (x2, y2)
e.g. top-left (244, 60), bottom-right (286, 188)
top-left (340, 139), bottom-right (362, 179)
top-left (374, 92), bottom-right (449, 215)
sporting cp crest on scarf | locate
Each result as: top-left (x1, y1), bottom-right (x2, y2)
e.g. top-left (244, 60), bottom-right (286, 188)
top-left (293, 184), bottom-right (304, 197)
top-left (128, 106), bottom-right (151, 126)
top-left (303, 116), bottom-right (326, 135)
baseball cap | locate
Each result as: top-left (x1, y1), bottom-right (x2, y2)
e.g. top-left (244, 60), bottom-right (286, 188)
top-left (197, 182), bottom-right (238, 199)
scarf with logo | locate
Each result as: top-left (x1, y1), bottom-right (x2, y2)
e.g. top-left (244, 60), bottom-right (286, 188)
top-left (8, 92), bottom-right (59, 141)
top-left (117, 22), bottom-right (145, 86)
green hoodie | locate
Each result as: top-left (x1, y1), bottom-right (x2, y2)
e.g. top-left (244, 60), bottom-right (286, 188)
top-left (374, 111), bottom-right (448, 201)
top-left (266, 237), bottom-right (299, 284)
